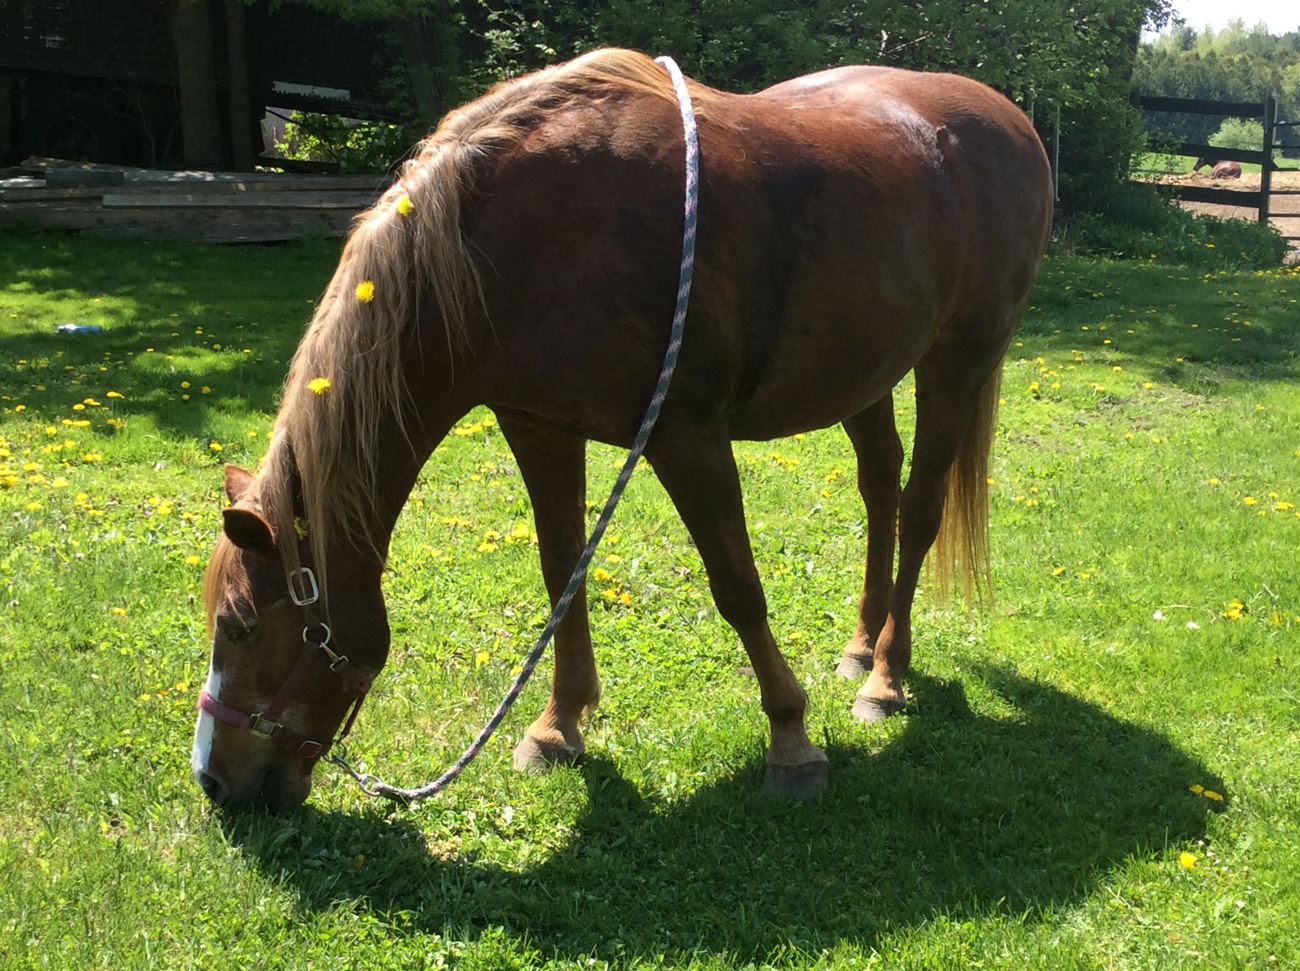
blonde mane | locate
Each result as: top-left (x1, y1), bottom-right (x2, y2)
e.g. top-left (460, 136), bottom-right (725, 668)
top-left (246, 49), bottom-right (681, 602)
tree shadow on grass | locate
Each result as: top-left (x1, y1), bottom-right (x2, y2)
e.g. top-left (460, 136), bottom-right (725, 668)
top-left (1022, 257), bottom-right (1300, 392)
top-left (0, 232), bottom-right (336, 437)
top-left (222, 667), bottom-right (1221, 961)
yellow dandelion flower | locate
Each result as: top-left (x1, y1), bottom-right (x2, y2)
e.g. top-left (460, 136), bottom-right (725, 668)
top-left (111, 606), bottom-right (127, 617)
top-left (1243, 496), bottom-right (1256, 506)
top-left (397, 194), bottom-right (413, 216)
top-left (72, 403), bottom-right (85, 411)
top-left (1189, 784), bottom-right (1204, 794)
top-left (50, 477), bottom-right (68, 488)
top-left (1178, 852), bottom-right (1197, 869)
top-left (308, 377), bottom-right (331, 394)
top-left (180, 381), bottom-right (190, 389)
top-left (476, 541), bottom-right (498, 553)
top-left (201, 386), bottom-right (211, 395)
top-left (209, 441), bottom-right (222, 452)
top-left (475, 651), bottom-right (490, 668)
top-left (355, 280), bottom-right (375, 303)
top-left (1275, 501), bottom-right (1294, 512)
top-left (593, 567), bottom-right (611, 582)
top-left (1143, 381), bottom-right (1153, 389)
top-left (106, 391), bottom-right (123, 398)
top-left (1051, 566), bottom-right (1066, 577)
top-left (1203, 789), bottom-right (1223, 802)
top-left (619, 592), bottom-right (632, 605)
top-left (185, 555), bottom-right (201, 566)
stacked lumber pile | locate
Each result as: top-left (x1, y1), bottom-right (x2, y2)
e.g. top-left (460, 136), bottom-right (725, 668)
top-left (0, 158), bottom-right (390, 243)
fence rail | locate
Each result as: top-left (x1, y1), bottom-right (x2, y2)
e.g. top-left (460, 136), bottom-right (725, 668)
top-left (1133, 91), bottom-right (1298, 240)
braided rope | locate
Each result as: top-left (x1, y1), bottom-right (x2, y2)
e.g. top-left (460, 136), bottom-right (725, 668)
top-left (327, 55), bottom-right (700, 803)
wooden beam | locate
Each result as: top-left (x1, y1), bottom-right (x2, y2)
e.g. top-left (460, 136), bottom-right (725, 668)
top-left (1168, 186), bottom-right (1262, 207)
top-left (1135, 94), bottom-right (1264, 118)
top-left (1164, 144), bottom-right (1269, 166)
top-left (172, 0), bottom-right (224, 168)
top-left (223, 0), bottom-right (256, 172)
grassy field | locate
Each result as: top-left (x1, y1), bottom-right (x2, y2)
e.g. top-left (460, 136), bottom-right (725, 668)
top-left (1132, 152), bottom-right (1300, 177)
top-left (1, 232), bottom-right (1298, 970)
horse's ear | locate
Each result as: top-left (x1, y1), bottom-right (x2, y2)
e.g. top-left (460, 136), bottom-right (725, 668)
top-left (223, 508), bottom-right (277, 557)
top-left (224, 464), bottom-right (256, 503)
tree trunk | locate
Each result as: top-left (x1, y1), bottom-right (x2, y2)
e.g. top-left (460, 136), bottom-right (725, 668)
top-left (398, 5), bottom-right (457, 134)
top-left (223, 0), bottom-right (256, 171)
top-left (172, 0), bottom-right (224, 168)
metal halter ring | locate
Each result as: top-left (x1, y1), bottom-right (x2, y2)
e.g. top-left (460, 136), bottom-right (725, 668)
top-left (288, 566), bottom-right (320, 606)
top-left (302, 622), bottom-right (332, 646)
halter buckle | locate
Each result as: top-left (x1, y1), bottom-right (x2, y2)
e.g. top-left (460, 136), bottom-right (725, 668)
top-left (248, 712), bottom-right (281, 739)
top-left (288, 567), bottom-right (319, 607)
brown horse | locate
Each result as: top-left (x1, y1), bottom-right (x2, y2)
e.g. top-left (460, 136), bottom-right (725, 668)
top-left (1192, 157), bottom-right (1242, 179)
top-left (194, 48), bottom-right (1052, 809)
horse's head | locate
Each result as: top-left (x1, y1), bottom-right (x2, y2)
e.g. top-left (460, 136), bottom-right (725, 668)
top-left (192, 464), bottom-right (387, 810)
top-left (1192, 157), bottom-right (1212, 172)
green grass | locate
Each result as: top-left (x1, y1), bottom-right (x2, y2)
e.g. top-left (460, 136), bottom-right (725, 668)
top-left (1, 232), bottom-right (1299, 970)
top-left (1133, 152), bottom-right (1300, 176)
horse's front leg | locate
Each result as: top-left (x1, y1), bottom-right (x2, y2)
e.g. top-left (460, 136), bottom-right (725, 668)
top-left (498, 414), bottom-right (600, 771)
top-left (646, 427), bottom-right (828, 800)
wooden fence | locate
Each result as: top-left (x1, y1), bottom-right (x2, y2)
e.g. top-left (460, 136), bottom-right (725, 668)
top-left (1133, 92), bottom-right (1300, 241)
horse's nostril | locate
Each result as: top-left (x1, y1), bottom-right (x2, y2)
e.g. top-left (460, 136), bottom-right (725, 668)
top-left (197, 771), bottom-right (228, 804)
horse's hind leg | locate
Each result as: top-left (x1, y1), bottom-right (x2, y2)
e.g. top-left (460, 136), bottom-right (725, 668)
top-left (836, 394), bottom-right (903, 680)
top-left (498, 415), bottom-right (601, 771)
top-left (645, 428), bottom-right (828, 799)
top-left (853, 339), bottom-right (1004, 722)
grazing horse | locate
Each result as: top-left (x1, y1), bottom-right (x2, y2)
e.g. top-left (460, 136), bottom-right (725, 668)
top-left (1193, 157), bottom-right (1242, 179)
top-left (193, 48), bottom-right (1053, 810)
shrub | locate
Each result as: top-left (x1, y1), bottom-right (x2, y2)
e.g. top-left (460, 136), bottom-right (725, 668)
top-left (1054, 182), bottom-right (1291, 269)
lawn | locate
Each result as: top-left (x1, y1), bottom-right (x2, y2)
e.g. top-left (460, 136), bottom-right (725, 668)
top-left (1, 232), bottom-right (1298, 970)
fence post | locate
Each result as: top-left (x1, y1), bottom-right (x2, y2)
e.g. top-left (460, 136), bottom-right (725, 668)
top-left (1259, 90), bottom-right (1275, 224)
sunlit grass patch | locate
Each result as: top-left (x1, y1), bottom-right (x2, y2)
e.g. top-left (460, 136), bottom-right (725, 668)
top-left (1, 232), bottom-right (1298, 969)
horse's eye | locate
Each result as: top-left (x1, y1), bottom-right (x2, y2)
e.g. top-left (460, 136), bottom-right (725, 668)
top-left (218, 618), bottom-right (257, 643)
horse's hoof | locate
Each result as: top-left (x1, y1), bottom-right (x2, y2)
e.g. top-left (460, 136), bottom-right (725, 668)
top-left (835, 651), bottom-right (872, 680)
top-left (851, 694), bottom-right (905, 723)
top-left (763, 759), bottom-right (829, 801)
top-left (512, 734), bottom-right (582, 774)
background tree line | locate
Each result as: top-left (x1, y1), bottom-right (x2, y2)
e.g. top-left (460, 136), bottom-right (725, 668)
top-left (277, 0), bottom-right (1170, 207)
top-left (1135, 19), bottom-right (1300, 154)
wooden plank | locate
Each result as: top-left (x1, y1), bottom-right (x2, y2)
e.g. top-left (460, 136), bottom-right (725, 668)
top-left (1135, 94), bottom-right (1265, 118)
top-left (101, 192), bottom-right (380, 209)
top-left (44, 168), bottom-right (126, 187)
top-left (0, 202), bottom-right (356, 240)
top-left (20, 156), bottom-right (138, 173)
top-left (1163, 143), bottom-right (1269, 166)
top-left (0, 186), bottom-right (110, 202)
top-left (1169, 186), bottom-right (1262, 207)
top-left (121, 170), bottom-right (389, 190)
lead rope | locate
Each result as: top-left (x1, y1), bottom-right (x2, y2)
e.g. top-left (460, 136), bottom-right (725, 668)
top-left (326, 55), bottom-right (700, 803)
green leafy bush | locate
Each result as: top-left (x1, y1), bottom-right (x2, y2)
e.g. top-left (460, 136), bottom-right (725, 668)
top-left (274, 112), bottom-right (418, 174)
top-left (1055, 182), bottom-right (1291, 269)
top-left (1209, 117), bottom-right (1265, 151)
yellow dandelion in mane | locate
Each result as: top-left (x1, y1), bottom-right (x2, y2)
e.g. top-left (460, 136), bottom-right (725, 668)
top-left (355, 280), bottom-right (376, 303)
top-left (307, 377), bottom-right (331, 395)
top-left (397, 194), bottom-right (413, 216)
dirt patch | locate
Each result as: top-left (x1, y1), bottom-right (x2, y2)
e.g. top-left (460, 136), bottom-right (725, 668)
top-left (1149, 170), bottom-right (1300, 256)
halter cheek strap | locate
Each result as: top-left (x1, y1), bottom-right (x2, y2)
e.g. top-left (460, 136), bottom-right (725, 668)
top-left (198, 580), bottom-right (373, 758)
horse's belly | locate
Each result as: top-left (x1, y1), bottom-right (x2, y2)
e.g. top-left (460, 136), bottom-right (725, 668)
top-left (726, 316), bottom-right (938, 439)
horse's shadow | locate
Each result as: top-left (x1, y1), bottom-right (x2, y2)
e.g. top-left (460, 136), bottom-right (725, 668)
top-left (222, 667), bottom-right (1218, 960)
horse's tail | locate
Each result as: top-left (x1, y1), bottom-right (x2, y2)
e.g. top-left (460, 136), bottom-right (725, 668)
top-left (932, 362), bottom-right (1002, 604)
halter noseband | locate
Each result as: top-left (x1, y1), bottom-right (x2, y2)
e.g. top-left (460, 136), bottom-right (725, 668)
top-left (197, 566), bottom-right (373, 759)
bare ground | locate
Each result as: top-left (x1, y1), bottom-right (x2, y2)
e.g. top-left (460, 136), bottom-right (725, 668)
top-left (1153, 169), bottom-right (1300, 257)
